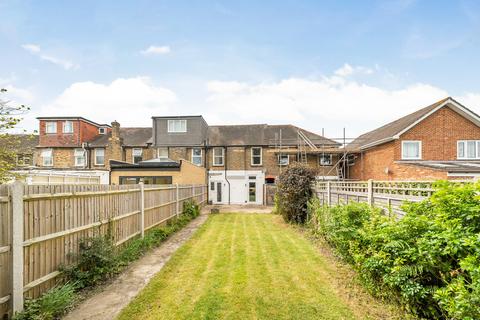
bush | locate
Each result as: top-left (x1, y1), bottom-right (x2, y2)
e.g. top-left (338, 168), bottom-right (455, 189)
top-left (276, 162), bottom-right (316, 223)
top-left (14, 283), bottom-right (76, 320)
top-left (182, 199), bottom-right (200, 218)
top-left (309, 181), bottom-right (480, 320)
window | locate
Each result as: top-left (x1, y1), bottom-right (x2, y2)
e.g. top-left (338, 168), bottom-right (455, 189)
top-left (319, 154), bottom-right (332, 166)
top-left (98, 127), bottom-right (106, 134)
top-left (157, 147), bottom-right (168, 159)
top-left (94, 148), bottom-right (105, 166)
top-left (213, 147), bottom-right (224, 166)
top-left (457, 140), bottom-right (480, 159)
top-left (401, 141), bottom-right (421, 160)
top-left (133, 148), bottom-right (143, 164)
top-left (45, 122), bottom-right (57, 134)
top-left (251, 147), bottom-right (262, 166)
top-left (16, 154), bottom-right (32, 166)
top-left (74, 148), bottom-right (86, 167)
top-left (192, 148), bottom-right (202, 166)
top-left (167, 119), bottom-right (187, 133)
top-left (278, 154), bottom-right (289, 166)
top-left (63, 121), bottom-right (73, 133)
top-left (119, 176), bottom-right (172, 185)
top-left (41, 149), bottom-right (53, 166)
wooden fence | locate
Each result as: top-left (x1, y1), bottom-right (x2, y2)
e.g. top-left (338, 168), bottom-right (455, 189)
top-left (0, 182), bottom-right (207, 318)
top-left (314, 180), bottom-right (438, 216)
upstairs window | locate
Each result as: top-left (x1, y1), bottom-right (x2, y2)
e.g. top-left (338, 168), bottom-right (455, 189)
top-left (401, 141), bottom-right (422, 160)
top-left (41, 149), bottom-right (53, 166)
top-left (74, 148), bottom-right (86, 167)
top-left (95, 148), bottom-right (105, 166)
top-left (457, 140), bottom-right (480, 159)
top-left (319, 154), bottom-right (332, 166)
top-left (133, 148), bottom-right (143, 164)
top-left (16, 154), bottom-right (32, 167)
top-left (157, 147), bottom-right (168, 159)
top-left (213, 147), bottom-right (224, 166)
top-left (168, 119), bottom-right (187, 133)
top-left (63, 121), bottom-right (73, 133)
top-left (45, 122), bottom-right (57, 134)
top-left (192, 148), bottom-right (202, 166)
top-left (98, 127), bottom-right (106, 134)
top-left (278, 154), bottom-right (289, 166)
top-left (251, 147), bottom-right (262, 166)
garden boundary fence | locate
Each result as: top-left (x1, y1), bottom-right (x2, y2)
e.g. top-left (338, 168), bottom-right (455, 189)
top-left (0, 182), bottom-right (207, 318)
top-left (314, 180), bottom-right (440, 216)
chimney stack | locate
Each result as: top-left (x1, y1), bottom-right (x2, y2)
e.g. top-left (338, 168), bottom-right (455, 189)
top-left (107, 120), bottom-right (123, 167)
top-left (111, 120), bottom-right (120, 139)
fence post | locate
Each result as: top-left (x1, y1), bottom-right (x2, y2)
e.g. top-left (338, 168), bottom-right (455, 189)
top-left (326, 181), bottom-right (331, 206)
top-left (11, 181), bottom-right (24, 314)
top-left (176, 184), bottom-right (180, 218)
top-left (367, 179), bottom-right (374, 206)
top-left (139, 182), bottom-right (145, 238)
top-left (192, 185), bottom-right (195, 201)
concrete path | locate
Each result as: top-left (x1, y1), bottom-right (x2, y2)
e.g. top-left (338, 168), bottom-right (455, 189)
top-left (63, 213), bottom-right (209, 320)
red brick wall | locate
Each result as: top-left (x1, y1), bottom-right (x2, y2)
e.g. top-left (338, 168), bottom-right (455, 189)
top-left (38, 119), bottom-right (105, 147)
top-left (349, 106), bottom-right (480, 180)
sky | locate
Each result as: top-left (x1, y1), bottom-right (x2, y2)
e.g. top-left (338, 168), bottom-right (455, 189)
top-left (1, 0), bottom-right (480, 140)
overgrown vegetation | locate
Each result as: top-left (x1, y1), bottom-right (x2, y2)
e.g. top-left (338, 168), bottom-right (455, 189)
top-left (276, 162), bottom-right (316, 223)
top-left (0, 88), bottom-right (31, 182)
top-left (15, 201), bottom-right (201, 320)
top-left (308, 181), bottom-right (480, 320)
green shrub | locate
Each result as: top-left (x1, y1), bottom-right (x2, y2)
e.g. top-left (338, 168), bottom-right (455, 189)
top-left (309, 181), bottom-right (480, 320)
top-left (276, 162), bottom-right (316, 224)
top-left (182, 200), bottom-right (200, 218)
top-left (14, 283), bottom-right (76, 320)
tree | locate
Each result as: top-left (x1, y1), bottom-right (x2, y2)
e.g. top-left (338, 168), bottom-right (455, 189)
top-left (0, 88), bottom-right (30, 182)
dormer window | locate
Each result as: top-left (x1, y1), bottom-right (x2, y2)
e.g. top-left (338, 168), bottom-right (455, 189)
top-left (45, 122), bottom-right (57, 134)
top-left (168, 119), bottom-right (187, 133)
top-left (98, 127), bottom-right (106, 134)
top-left (63, 121), bottom-right (73, 133)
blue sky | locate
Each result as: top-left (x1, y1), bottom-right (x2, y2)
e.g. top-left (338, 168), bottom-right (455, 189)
top-left (1, 0), bottom-right (480, 138)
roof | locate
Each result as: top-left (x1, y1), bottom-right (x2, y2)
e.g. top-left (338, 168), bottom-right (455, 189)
top-left (109, 158), bottom-right (180, 170)
top-left (207, 124), bottom-right (339, 147)
top-left (89, 127), bottom-right (152, 147)
top-left (350, 97), bottom-right (480, 150)
top-left (0, 134), bottom-right (39, 153)
top-left (398, 160), bottom-right (480, 173)
top-left (36, 116), bottom-right (111, 128)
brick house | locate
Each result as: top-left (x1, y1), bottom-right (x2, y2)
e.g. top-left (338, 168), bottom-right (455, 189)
top-left (348, 97), bottom-right (480, 180)
top-left (151, 116), bottom-right (338, 204)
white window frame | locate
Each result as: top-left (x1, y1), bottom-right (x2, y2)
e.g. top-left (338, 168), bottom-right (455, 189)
top-left (191, 148), bottom-right (203, 166)
top-left (94, 148), bottom-right (105, 166)
top-left (157, 147), bottom-right (169, 159)
top-left (457, 140), bottom-right (480, 159)
top-left (41, 149), bottom-right (53, 167)
top-left (401, 141), bottom-right (422, 160)
top-left (251, 147), bottom-right (262, 166)
top-left (63, 121), bottom-right (73, 133)
top-left (98, 127), bottom-right (106, 134)
top-left (133, 148), bottom-right (143, 164)
top-left (74, 148), bottom-right (86, 167)
top-left (319, 154), bottom-right (333, 166)
top-left (213, 147), bottom-right (224, 166)
top-left (278, 154), bottom-right (289, 166)
top-left (45, 122), bottom-right (57, 134)
top-left (167, 119), bottom-right (187, 133)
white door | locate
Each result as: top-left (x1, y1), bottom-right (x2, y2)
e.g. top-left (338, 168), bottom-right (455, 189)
top-left (209, 180), bottom-right (225, 204)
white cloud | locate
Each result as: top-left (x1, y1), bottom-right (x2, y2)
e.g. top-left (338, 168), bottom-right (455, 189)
top-left (334, 63), bottom-right (374, 77)
top-left (39, 77), bottom-right (177, 127)
top-left (141, 45), bottom-right (171, 55)
top-left (21, 43), bottom-right (79, 70)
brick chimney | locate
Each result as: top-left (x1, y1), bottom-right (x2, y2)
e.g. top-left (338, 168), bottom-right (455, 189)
top-left (107, 120), bottom-right (122, 166)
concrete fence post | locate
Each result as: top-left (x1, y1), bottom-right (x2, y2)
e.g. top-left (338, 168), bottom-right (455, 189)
top-left (11, 181), bottom-right (24, 314)
top-left (367, 179), bottom-right (374, 206)
top-left (176, 184), bottom-right (180, 218)
top-left (139, 182), bottom-right (145, 238)
top-left (326, 181), bottom-right (331, 206)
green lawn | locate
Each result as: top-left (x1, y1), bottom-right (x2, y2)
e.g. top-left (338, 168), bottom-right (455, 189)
top-left (118, 213), bottom-right (394, 320)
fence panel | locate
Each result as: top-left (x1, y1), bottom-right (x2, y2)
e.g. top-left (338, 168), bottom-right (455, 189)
top-left (0, 183), bottom-right (207, 319)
